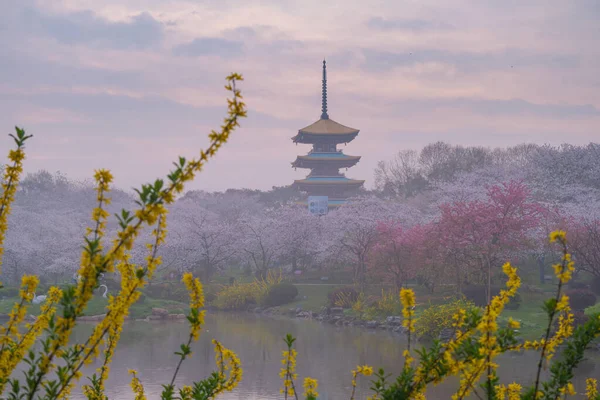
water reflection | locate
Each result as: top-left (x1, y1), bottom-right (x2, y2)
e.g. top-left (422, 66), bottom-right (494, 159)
top-left (67, 313), bottom-right (596, 399)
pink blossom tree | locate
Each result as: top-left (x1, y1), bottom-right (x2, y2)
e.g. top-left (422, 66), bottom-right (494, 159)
top-left (370, 222), bottom-right (427, 290)
top-left (438, 181), bottom-right (542, 296)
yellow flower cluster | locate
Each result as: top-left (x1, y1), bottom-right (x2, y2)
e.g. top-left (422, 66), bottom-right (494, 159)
top-left (350, 365), bottom-right (373, 400)
top-left (183, 273), bottom-right (206, 341)
top-left (303, 377), bottom-right (319, 398)
top-left (553, 253), bottom-right (575, 284)
top-left (545, 300), bottom-right (574, 363)
top-left (452, 262), bottom-right (520, 400)
top-left (212, 339), bottom-right (243, 394)
top-left (128, 369), bottom-right (146, 400)
top-left (180, 385), bottom-right (193, 399)
top-left (400, 288), bottom-right (416, 333)
top-left (0, 284), bottom-right (62, 391)
top-left (0, 140), bottom-right (28, 281)
top-left (0, 275), bottom-right (39, 348)
top-left (586, 378), bottom-right (598, 399)
top-left (549, 230), bottom-right (567, 243)
top-left (496, 383), bottom-right (523, 400)
top-left (400, 288), bottom-right (416, 367)
top-left (75, 169), bottom-right (113, 314)
top-left (279, 348), bottom-right (298, 397)
top-left (559, 382), bottom-right (576, 396)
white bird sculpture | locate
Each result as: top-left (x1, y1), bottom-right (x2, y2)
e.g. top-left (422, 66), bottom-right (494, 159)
top-left (100, 285), bottom-right (108, 298)
top-left (32, 292), bottom-right (47, 305)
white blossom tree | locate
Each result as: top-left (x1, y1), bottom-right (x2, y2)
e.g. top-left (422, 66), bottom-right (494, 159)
top-left (237, 210), bottom-right (286, 279)
top-left (166, 198), bottom-right (239, 281)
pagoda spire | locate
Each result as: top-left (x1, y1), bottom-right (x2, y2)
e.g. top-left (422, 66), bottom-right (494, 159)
top-left (321, 59), bottom-right (329, 120)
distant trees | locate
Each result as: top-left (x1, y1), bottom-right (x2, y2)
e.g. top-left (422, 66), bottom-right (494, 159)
top-left (373, 142), bottom-right (600, 204)
top-left (568, 218), bottom-right (600, 278)
top-left (3, 140), bottom-right (599, 289)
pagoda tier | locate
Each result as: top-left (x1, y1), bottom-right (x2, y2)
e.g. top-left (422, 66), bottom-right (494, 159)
top-left (293, 176), bottom-right (365, 192)
top-left (291, 152), bottom-right (361, 169)
top-left (290, 60), bottom-right (364, 207)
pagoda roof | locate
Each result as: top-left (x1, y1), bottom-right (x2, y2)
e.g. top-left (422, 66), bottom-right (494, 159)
top-left (291, 153), bottom-right (361, 169)
top-left (299, 118), bottom-right (359, 135)
top-left (291, 118), bottom-right (360, 144)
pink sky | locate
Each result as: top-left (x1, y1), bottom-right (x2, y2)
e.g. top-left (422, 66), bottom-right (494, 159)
top-left (1, 0), bottom-right (599, 191)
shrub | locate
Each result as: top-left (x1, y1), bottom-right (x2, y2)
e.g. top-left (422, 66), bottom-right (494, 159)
top-left (328, 286), bottom-right (359, 307)
top-left (253, 269), bottom-right (283, 305)
top-left (462, 285), bottom-right (521, 310)
top-left (0, 287), bottom-right (19, 298)
top-left (415, 298), bottom-right (476, 340)
top-left (568, 280), bottom-right (589, 290)
top-left (573, 310), bottom-right (589, 328)
top-left (565, 289), bottom-right (597, 311)
top-left (264, 283), bottom-right (298, 307)
top-left (214, 283), bottom-right (258, 310)
top-left (364, 289), bottom-right (402, 316)
top-left (591, 276), bottom-right (600, 295)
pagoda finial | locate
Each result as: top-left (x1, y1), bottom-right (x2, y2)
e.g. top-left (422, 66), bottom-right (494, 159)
top-left (321, 59), bottom-right (329, 119)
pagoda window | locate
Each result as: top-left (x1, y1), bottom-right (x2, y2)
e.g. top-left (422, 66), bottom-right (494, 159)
top-left (313, 143), bottom-right (337, 153)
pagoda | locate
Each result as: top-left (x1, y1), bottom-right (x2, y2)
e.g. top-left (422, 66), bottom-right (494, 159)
top-left (291, 60), bottom-right (364, 208)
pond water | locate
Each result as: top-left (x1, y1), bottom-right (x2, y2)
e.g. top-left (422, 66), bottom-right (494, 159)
top-left (65, 312), bottom-right (597, 399)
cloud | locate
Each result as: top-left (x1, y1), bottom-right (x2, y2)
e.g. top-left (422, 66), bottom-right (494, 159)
top-left (21, 7), bottom-right (164, 49)
top-left (362, 47), bottom-right (579, 73)
top-left (0, 89), bottom-right (303, 139)
top-left (367, 17), bottom-right (454, 32)
top-left (378, 97), bottom-right (600, 119)
top-left (0, 48), bottom-right (144, 90)
top-left (452, 98), bottom-right (600, 118)
top-left (173, 37), bottom-right (244, 58)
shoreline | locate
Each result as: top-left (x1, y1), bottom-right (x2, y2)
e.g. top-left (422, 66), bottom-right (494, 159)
top-left (212, 305), bottom-right (411, 336)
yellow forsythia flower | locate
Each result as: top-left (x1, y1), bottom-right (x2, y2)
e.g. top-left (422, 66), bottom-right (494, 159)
top-left (586, 378), bottom-right (598, 399)
top-left (129, 370), bottom-right (146, 400)
top-left (303, 377), bottom-right (319, 398)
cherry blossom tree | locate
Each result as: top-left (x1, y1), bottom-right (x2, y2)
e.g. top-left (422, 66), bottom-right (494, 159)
top-left (370, 221), bottom-right (427, 290)
top-left (237, 210), bottom-right (286, 279)
top-left (3, 205), bottom-right (85, 284)
top-left (325, 196), bottom-right (420, 289)
top-left (438, 181), bottom-right (543, 296)
top-left (164, 198), bottom-right (239, 281)
top-left (276, 205), bottom-right (323, 271)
